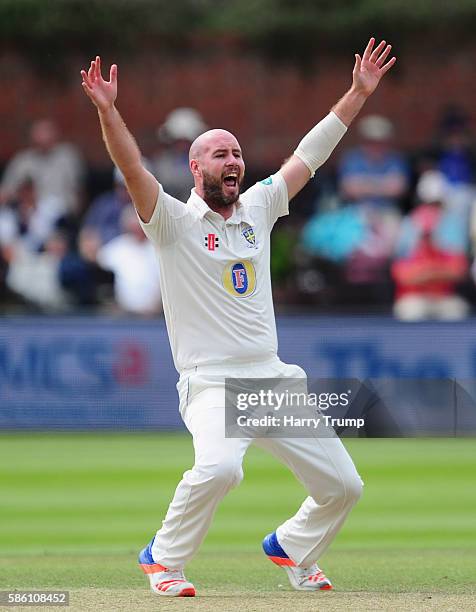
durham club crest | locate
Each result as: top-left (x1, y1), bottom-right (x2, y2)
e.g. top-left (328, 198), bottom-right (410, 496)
top-left (241, 224), bottom-right (257, 248)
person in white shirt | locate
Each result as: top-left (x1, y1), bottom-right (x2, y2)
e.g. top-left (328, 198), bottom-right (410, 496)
top-left (97, 206), bottom-right (162, 316)
top-left (81, 38), bottom-right (396, 598)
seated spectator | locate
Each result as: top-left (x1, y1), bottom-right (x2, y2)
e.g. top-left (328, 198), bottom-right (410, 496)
top-left (82, 166), bottom-right (133, 246)
top-left (0, 118), bottom-right (85, 215)
top-left (338, 114), bottom-right (409, 212)
top-left (151, 107), bottom-right (207, 201)
top-left (6, 230), bottom-right (71, 312)
top-left (298, 202), bottom-right (398, 306)
top-left (0, 177), bottom-right (64, 255)
top-left (0, 178), bottom-right (78, 312)
top-left (96, 207), bottom-right (161, 316)
top-left (299, 114), bottom-right (408, 296)
top-left (59, 227), bottom-right (114, 307)
top-left (392, 171), bottom-right (469, 321)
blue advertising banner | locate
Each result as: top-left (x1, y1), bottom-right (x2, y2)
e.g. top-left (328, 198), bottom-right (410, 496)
top-left (0, 317), bottom-right (178, 430)
top-left (278, 316), bottom-right (476, 380)
top-left (1, 316), bottom-right (476, 431)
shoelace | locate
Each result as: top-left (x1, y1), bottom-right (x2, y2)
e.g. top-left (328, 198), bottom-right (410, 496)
top-left (295, 564), bottom-right (328, 585)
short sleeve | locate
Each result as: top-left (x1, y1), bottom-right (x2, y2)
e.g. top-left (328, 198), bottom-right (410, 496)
top-left (241, 171), bottom-right (289, 230)
top-left (137, 184), bottom-right (195, 248)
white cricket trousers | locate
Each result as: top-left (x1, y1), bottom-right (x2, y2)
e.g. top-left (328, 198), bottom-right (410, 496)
top-left (151, 357), bottom-right (363, 569)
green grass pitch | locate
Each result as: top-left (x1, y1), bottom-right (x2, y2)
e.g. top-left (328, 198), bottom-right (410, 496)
top-left (1, 434), bottom-right (475, 610)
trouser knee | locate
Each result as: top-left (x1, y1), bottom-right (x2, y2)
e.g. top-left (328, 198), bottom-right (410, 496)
top-left (344, 472), bottom-right (363, 505)
top-left (334, 471), bottom-right (363, 508)
top-left (309, 471), bottom-right (363, 508)
top-left (192, 460), bottom-right (243, 493)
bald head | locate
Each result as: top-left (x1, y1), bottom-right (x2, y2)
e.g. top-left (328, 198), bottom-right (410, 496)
top-left (189, 129), bottom-right (241, 163)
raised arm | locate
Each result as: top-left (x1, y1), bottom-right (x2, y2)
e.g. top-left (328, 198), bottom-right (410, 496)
top-left (281, 38), bottom-right (396, 200)
top-left (81, 56), bottom-right (159, 223)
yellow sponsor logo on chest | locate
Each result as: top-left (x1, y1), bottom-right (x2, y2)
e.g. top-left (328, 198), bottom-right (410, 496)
top-left (222, 260), bottom-right (256, 298)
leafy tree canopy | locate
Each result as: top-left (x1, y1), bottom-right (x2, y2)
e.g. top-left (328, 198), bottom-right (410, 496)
top-left (1, 0), bottom-right (475, 62)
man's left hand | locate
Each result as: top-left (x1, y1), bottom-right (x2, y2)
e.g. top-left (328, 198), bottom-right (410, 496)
top-left (352, 38), bottom-right (396, 97)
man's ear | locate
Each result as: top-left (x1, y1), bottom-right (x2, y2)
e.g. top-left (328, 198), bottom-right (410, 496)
top-left (190, 159), bottom-right (201, 177)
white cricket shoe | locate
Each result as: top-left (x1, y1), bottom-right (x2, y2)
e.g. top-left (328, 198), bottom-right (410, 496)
top-left (282, 563), bottom-right (333, 591)
top-left (139, 538), bottom-right (196, 597)
top-left (147, 568), bottom-right (196, 597)
top-left (262, 531), bottom-right (333, 591)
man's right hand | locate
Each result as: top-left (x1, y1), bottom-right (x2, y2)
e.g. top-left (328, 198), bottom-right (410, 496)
top-left (80, 54), bottom-right (160, 223)
top-left (81, 56), bottom-right (117, 113)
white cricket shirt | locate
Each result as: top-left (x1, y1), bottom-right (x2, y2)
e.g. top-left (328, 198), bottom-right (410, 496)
top-left (139, 171), bottom-right (289, 372)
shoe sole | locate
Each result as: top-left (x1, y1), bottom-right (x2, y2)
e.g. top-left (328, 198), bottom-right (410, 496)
top-left (151, 586), bottom-right (196, 597)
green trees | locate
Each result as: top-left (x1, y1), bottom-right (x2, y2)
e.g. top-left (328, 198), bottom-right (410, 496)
top-left (1, 0), bottom-right (475, 60)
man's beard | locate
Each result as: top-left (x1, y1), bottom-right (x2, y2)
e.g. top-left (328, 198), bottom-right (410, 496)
top-left (202, 170), bottom-right (241, 208)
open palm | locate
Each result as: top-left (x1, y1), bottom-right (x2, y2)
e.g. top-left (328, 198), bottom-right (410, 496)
top-left (81, 56), bottom-right (118, 113)
top-left (353, 38), bottom-right (396, 97)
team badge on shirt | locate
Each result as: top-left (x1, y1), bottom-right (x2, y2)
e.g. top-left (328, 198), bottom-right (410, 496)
top-left (204, 233), bottom-right (219, 251)
top-left (241, 224), bottom-right (257, 248)
top-left (222, 260), bottom-right (256, 298)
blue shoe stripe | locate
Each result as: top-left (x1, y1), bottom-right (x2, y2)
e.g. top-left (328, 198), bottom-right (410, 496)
top-left (262, 532), bottom-right (289, 558)
top-left (138, 537), bottom-right (156, 565)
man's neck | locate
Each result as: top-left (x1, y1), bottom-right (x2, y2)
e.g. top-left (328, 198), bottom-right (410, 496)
top-left (195, 188), bottom-right (236, 220)
top-left (206, 201), bottom-right (235, 220)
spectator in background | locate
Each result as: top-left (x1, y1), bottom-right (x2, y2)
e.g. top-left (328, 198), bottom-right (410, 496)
top-left (0, 118), bottom-right (85, 215)
top-left (96, 206), bottom-right (161, 316)
top-left (338, 115), bottom-right (409, 287)
top-left (392, 170), bottom-right (469, 321)
top-left (338, 114), bottom-right (409, 212)
top-left (151, 108), bottom-right (207, 201)
top-left (59, 227), bottom-right (114, 308)
top-left (6, 230), bottom-right (71, 312)
top-left (82, 166), bottom-right (133, 246)
top-left (0, 178), bottom-right (71, 311)
top-left (429, 106), bottom-right (476, 220)
top-left (297, 115), bottom-right (409, 304)
top-left (0, 177), bottom-right (64, 255)
top-left (434, 106), bottom-right (475, 188)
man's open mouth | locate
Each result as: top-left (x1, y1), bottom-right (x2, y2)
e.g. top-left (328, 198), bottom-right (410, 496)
top-left (223, 172), bottom-right (238, 187)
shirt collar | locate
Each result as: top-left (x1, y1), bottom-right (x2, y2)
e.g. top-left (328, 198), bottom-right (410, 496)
top-left (188, 188), bottom-right (253, 225)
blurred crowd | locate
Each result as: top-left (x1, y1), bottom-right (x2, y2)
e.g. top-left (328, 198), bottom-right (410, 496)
top-left (294, 106), bottom-right (476, 319)
top-left (1, 106), bottom-right (476, 320)
top-left (0, 108), bottom-right (204, 317)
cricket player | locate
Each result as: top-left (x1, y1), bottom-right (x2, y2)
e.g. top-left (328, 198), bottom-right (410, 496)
top-left (81, 38), bottom-right (396, 598)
